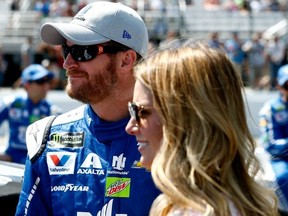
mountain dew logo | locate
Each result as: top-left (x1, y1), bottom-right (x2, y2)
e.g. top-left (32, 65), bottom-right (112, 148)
top-left (105, 177), bottom-right (131, 198)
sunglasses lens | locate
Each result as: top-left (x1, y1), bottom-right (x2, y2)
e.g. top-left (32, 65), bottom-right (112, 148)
top-left (283, 82), bottom-right (288, 90)
top-left (128, 102), bottom-right (139, 122)
top-left (62, 45), bottom-right (69, 59)
top-left (34, 78), bottom-right (50, 85)
top-left (62, 45), bottom-right (99, 62)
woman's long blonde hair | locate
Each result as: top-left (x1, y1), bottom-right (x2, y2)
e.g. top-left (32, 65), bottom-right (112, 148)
top-left (134, 43), bottom-right (279, 216)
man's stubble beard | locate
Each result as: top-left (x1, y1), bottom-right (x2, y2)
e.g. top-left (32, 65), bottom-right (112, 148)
top-left (65, 58), bottom-right (118, 104)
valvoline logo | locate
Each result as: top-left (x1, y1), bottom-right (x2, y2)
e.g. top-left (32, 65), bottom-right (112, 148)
top-left (50, 154), bottom-right (71, 166)
top-left (47, 152), bottom-right (77, 175)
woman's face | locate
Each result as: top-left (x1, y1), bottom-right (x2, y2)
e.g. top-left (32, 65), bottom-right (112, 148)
top-left (125, 80), bottom-right (163, 169)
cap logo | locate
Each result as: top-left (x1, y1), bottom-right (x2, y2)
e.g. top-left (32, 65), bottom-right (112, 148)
top-left (74, 3), bottom-right (93, 21)
top-left (74, 16), bottom-right (85, 21)
top-left (123, 30), bottom-right (131, 39)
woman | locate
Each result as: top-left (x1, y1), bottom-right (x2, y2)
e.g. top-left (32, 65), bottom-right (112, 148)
top-left (126, 43), bottom-right (279, 215)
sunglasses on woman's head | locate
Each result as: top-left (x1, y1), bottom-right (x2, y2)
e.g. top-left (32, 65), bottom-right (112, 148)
top-left (128, 102), bottom-right (146, 124)
top-left (62, 44), bottom-right (129, 62)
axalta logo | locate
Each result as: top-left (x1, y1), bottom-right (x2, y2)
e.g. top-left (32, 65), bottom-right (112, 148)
top-left (47, 152), bottom-right (76, 175)
top-left (49, 132), bottom-right (84, 147)
top-left (105, 177), bottom-right (131, 198)
top-left (51, 184), bottom-right (89, 192)
top-left (77, 153), bottom-right (104, 176)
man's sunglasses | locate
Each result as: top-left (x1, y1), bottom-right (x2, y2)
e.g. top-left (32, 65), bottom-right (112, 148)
top-left (128, 102), bottom-right (145, 123)
top-left (282, 81), bottom-right (288, 91)
top-left (30, 78), bottom-right (51, 85)
top-left (62, 44), bottom-right (129, 62)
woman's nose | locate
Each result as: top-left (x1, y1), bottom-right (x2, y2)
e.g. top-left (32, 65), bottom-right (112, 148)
top-left (125, 118), bottom-right (139, 135)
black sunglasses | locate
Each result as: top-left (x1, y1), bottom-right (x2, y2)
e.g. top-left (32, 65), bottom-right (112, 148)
top-left (30, 78), bottom-right (51, 85)
top-left (128, 102), bottom-right (146, 123)
top-left (282, 81), bottom-right (288, 91)
top-left (62, 44), bottom-right (128, 62)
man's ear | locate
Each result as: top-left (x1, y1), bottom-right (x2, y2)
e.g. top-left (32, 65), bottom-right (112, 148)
top-left (121, 50), bottom-right (137, 69)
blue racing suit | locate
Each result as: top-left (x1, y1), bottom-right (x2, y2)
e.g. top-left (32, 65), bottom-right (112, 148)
top-left (16, 105), bottom-right (160, 216)
top-left (0, 93), bottom-right (61, 164)
top-left (259, 95), bottom-right (288, 209)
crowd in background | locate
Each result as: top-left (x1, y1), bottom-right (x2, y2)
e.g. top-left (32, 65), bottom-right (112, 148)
top-left (2, 29), bottom-right (286, 91)
top-left (8, 0), bottom-right (288, 23)
top-left (0, 0), bottom-right (287, 90)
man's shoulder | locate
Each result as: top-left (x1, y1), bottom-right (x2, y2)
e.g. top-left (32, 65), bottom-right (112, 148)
top-left (259, 97), bottom-right (286, 115)
top-left (2, 93), bottom-right (26, 107)
top-left (53, 105), bottom-right (85, 125)
top-left (25, 105), bottom-right (86, 160)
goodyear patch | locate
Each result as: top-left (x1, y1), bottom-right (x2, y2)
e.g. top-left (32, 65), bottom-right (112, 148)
top-left (105, 177), bottom-right (131, 198)
top-left (48, 132), bottom-right (84, 147)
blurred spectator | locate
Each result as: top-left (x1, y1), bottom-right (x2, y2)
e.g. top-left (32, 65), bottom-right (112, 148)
top-left (159, 30), bottom-right (181, 50)
top-left (152, 16), bottom-right (169, 46)
top-left (74, 0), bottom-right (87, 12)
top-left (34, 0), bottom-right (50, 17)
top-left (268, 0), bottom-right (280, 11)
top-left (265, 35), bottom-right (286, 90)
top-left (35, 43), bottom-right (65, 89)
top-left (2, 54), bottom-right (21, 87)
top-left (20, 36), bottom-right (35, 71)
top-left (49, 0), bottom-right (70, 17)
top-left (10, 0), bottom-right (20, 11)
top-left (0, 64), bottom-right (62, 164)
top-left (242, 32), bottom-right (266, 88)
top-left (224, 32), bottom-right (245, 76)
top-left (204, 0), bottom-right (221, 10)
top-left (0, 45), bottom-right (7, 86)
top-left (223, 0), bottom-right (239, 11)
top-left (259, 64), bottom-right (288, 210)
top-left (249, 0), bottom-right (264, 12)
top-left (207, 32), bottom-right (223, 49)
top-left (150, 0), bottom-right (166, 10)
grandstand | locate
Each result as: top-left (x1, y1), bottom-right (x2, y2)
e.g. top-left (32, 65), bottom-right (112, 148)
top-left (0, 0), bottom-right (287, 53)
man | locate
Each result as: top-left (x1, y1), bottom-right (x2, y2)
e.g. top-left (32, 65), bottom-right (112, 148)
top-left (0, 64), bottom-right (60, 164)
top-left (16, 2), bottom-right (160, 216)
top-left (259, 63), bottom-right (288, 211)
top-left (224, 32), bottom-right (245, 77)
top-left (265, 35), bottom-right (286, 90)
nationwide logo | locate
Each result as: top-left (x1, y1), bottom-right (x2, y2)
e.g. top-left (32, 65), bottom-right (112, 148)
top-left (107, 153), bottom-right (128, 175)
top-left (105, 177), bottom-right (131, 198)
top-left (77, 153), bottom-right (105, 176)
top-left (49, 132), bottom-right (84, 147)
top-left (47, 152), bottom-right (76, 175)
top-left (112, 153), bottom-right (126, 170)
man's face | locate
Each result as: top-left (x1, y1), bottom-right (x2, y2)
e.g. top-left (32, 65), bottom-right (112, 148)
top-left (63, 41), bottom-right (118, 104)
top-left (26, 78), bottom-right (51, 103)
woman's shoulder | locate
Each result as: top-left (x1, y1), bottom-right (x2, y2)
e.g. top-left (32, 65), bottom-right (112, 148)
top-left (168, 200), bottom-right (241, 216)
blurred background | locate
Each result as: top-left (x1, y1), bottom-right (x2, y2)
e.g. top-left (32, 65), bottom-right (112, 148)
top-left (0, 0), bottom-right (287, 89)
top-left (0, 0), bottom-right (288, 214)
